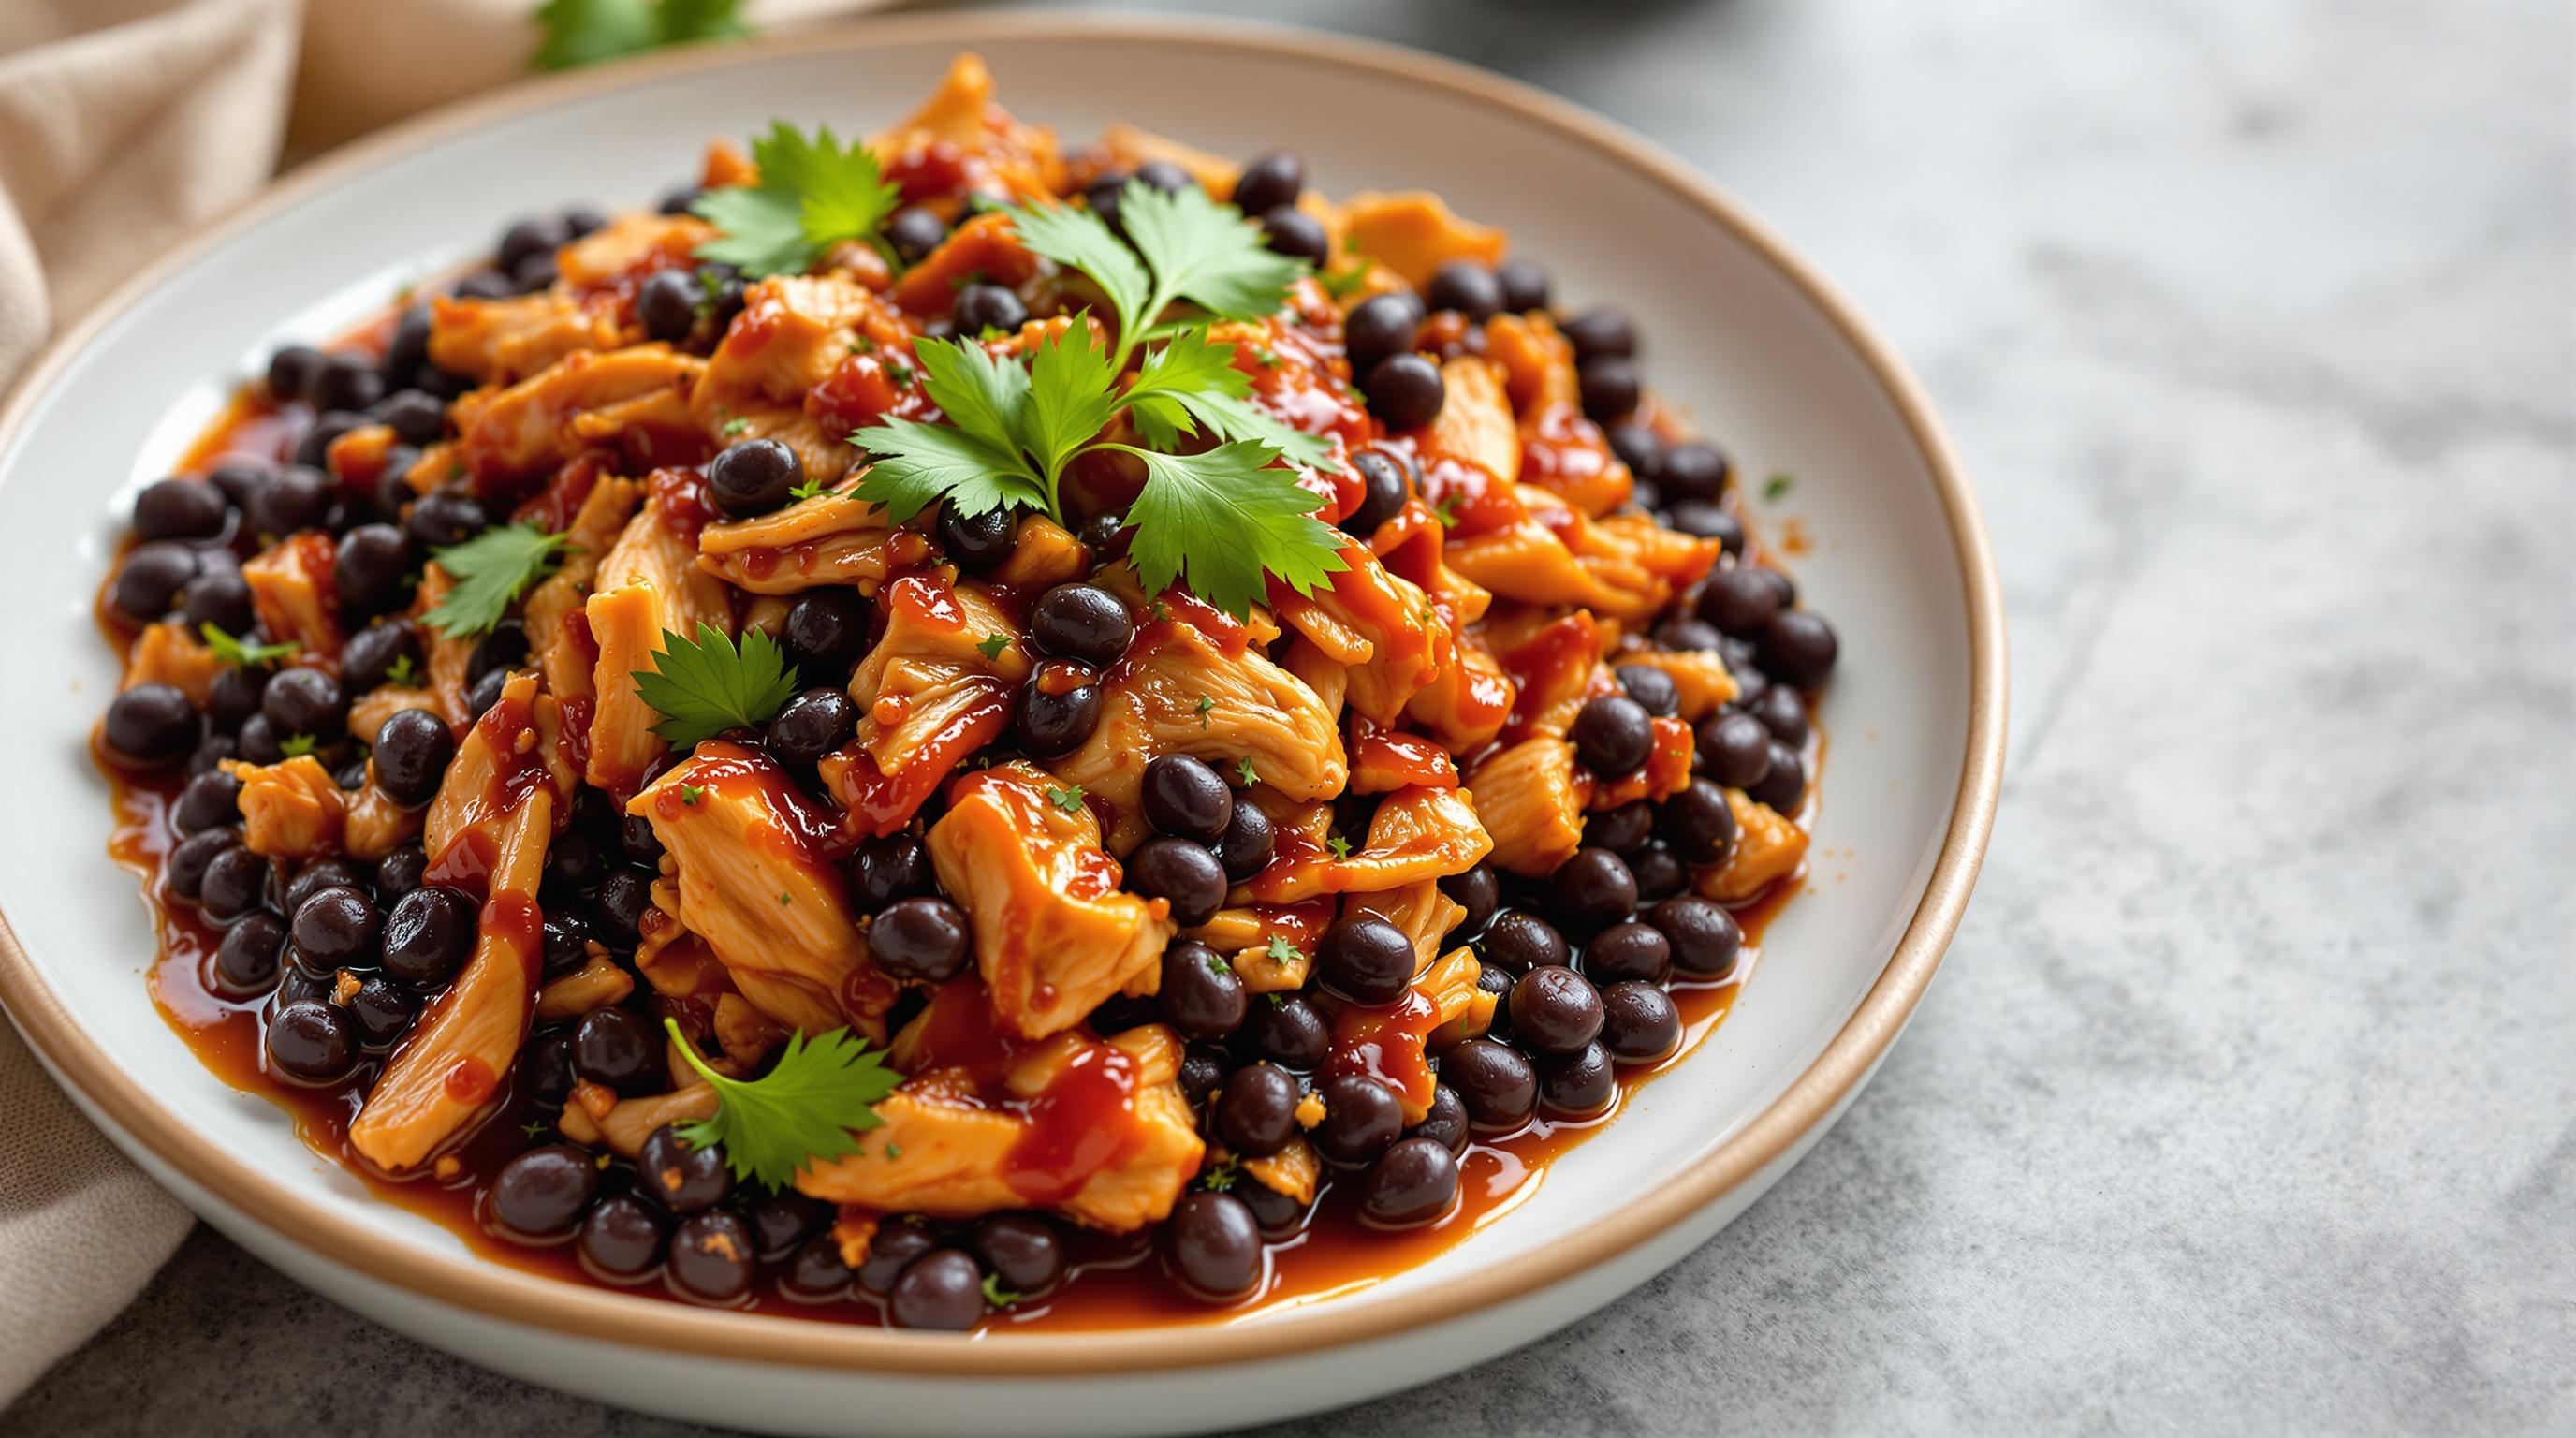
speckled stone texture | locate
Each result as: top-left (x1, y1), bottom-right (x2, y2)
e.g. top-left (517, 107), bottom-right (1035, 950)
top-left (11, 0), bottom-right (2571, 1432)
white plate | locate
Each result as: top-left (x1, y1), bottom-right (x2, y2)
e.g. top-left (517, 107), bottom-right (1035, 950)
top-left (0, 14), bottom-right (2003, 1436)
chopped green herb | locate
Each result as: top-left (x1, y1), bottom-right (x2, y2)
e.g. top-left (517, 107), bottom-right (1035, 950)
top-left (278, 733), bottom-right (318, 758)
top-left (974, 632), bottom-right (1012, 661)
top-left (1046, 784), bottom-right (1086, 814)
top-left (198, 624), bottom-right (298, 669)
top-left (1201, 1158), bottom-right (1240, 1192)
top-left (1194, 695), bottom-right (1216, 729)
top-left (787, 479), bottom-right (827, 502)
top-left (1325, 834), bottom-right (1352, 859)
top-left (1764, 470), bottom-right (1795, 502)
top-left (1235, 756), bottom-right (1258, 787)
top-left (680, 783), bottom-right (706, 805)
top-left (982, 1273), bottom-right (1022, 1308)
top-left (520, 1120), bottom-right (553, 1139)
top-left (1203, 950), bottom-right (1234, 980)
top-left (721, 417), bottom-right (751, 437)
top-left (1431, 496), bottom-right (1458, 528)
top-left (384, 653), bottom-right (419, 688)
top-left (1265, 934), bottom-right (1303, 965)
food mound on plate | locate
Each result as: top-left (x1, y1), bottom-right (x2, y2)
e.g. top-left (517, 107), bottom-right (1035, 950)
top-left (94, 54), bottom-right (1836, 1333)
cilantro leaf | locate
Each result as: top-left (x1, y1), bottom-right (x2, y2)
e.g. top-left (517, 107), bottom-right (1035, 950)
top-left (1020, 322), bottom-right (1120, 479)
top-left (199, 624), bottom-right (298, 669)
top-left (974, 633), bottom-right (1012, 661)
top-left (910, 335), bottom-right (1030, 449)
top-left (631, 623), bottom-right (800, 745)
top-left (1265, 934), bottom-right (1303, 963)
top-left (1116, 442), bottom-right (1348, 618)
top-left (692, 122), bottom-right (900, 278)
top-left (530, 0), bottom-right (750, 72)
top-left (1046, 784), bottom-right (1086, 814)
top-left (278, 733), bottom-right (318, 759)
top-left (665, 1019), bottom-right (900, 1190)
top-left (424, 523), bottom-right (573, 638)
top-left (850, 416), bottom-right (1046, 523)
top-left (1002, 198), bottom-right (1149, 348)
top-left (1117, 182), bottom-right (1308, 327)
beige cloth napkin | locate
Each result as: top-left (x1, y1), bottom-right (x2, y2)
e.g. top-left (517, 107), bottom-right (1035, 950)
top-left (0, 0), bottom-right (883, 1402)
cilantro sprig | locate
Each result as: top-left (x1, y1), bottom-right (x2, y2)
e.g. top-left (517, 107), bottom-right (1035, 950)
top-left (424, 524), bottom-right (575, 638)
top-left (199, 624), bottom-right (297, 669)
top-left (692, 122), bottom-right (901, 278)
top-left (665, 1019), bottom-right (901, 1190)
top-left (631, 623), bottom-right (799, 746)
top-left (854, 180), bottom-right (1348, 618)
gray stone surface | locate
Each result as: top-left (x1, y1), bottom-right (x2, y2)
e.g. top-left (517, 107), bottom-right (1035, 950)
top-left (11, 0), bottom-right (2572, 1432)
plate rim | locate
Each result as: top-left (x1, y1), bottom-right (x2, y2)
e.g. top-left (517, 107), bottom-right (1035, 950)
top-left (0, 8), bottom-right (2008, 1377)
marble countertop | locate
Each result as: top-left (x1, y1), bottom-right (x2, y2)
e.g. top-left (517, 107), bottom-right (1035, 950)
top-left (12, 0), bottom-right (2570, 1431)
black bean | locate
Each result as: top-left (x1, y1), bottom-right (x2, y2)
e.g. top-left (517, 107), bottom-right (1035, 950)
top-left (1722, 638), bottom-right (1768, 708)
top-left (1426, 262), bottom-right (1503, 322)
top-left (1586, 800), bottom-right (1653, 856)
top-left (1762, 609), bottom-right (1838, 691)
top-left (212, 912), bottom-right (286, 997)
top-left (1559, 307), bottom-right (1636, 361)
top-left (1129, 838), bottom-right (1227, 929)
top-left (767, 688), bottom-right (858, 769)
top-left (574, 1007), bottom-right (666, 1093)
top-left (1360, 1137), bottom-right (1460, 1226)
top-left (520, 1029), bottom-right (578, 1109)
top-left (869, 896), bottom-right (972, 983)
top-left (1606, 420), bottom-right (1662, 478)
top-left (1696, 712), bottom-right (1774, 790)
top-left (198, 844), bottom-right (270, 923)
top-left (845, 835), bottom-right (933, 911)
top-left (1318, 915), bottom-right (1415, 1005)
top-left (375, 842), bottom-right (428, 902)
top-left (1749, 741), bottom-right (1808, 813)
top-left (168, 827), bottom-right (239, 903)
top-left (1134, 159), bottom-right (1195, 195)
top-left (265, 999), bottom-right (356, 1084)
top-left (373, 389), bottom-right (446, 448)
top-left (1164, 1191), bottom-right (1262, 1301)
top-left (1652, 895), bottom-right (1743, 978)
top-left (1539, 1040), bottom-right (1617, 1114)
top-left (380, 886), bottom-right (474, 987)
top-left (972, 1213), bottom-right (1065, 1298)
top-left (280, 858), bottom-right (369, 917)
top-left (637, 1123), bottom-right (730, 1213)
top-left (593, 870), bottom-right (655, 948)
top-left (110, 543), bottom-right (198, 623)
top-left (744, 1191), bottom-right (828, 1265)
top-left (262, 668), bottom-right (345, 743)
top-left (371, 708), bottom-right (454, 808)
top-left (1410, 1083), bottom-right (1471, 1155)
top-left (405, 490), bottom-right (487, 550)
top-left (1217, 1064), bottom-right (1301, 1157)
top-left (668, 1211), bottom-right (756, 1304)
top-left (309, 352), bottom-right (385, 414)
top-left (1629, 841), bottom-right (1688, 902)
top-left (179, 570), bottom-right (256, 639)
top-left (1247, 993), bottom-right (1328, 1069)
top-left (636, 269), bottom-right (701, 343)
top-left (1158, 941), bottom-right (1246, 1041)
top-left (291, 414), bottom-right (360, 475)
top-left (173, 770), bottom-right (242, 833)
top-left (134, 478), bottom-right (230, 542)
top-left (1478, 911), bottom-right (1567, 976)
top-left (1510, 965), bottom-right (1604, 1056)
top-left (952, 283), bottom-right (1029, 338)
top-left (344, 975), bottom-right (417, 1047)
top-left (1014, 668), bottom-right (1101, 757)
top-left (1178, 1048), bottom-right (1228, 1108)
top-left (1572, 694), bottom-right (1655, 779)
top-left (1314, 1074), bottom-right (1405, 1168)
top-left (1216, 800), bottom-right (1276, 881)
top-left (203, 668), bottom-right (267, 737)
top-left (234, 713), bottom-right (287, 765)
top-left (541, 909), bottom-right (597, 981)
top-left (329, 523), bottom-right (410, 617)
top-left (1138, 755), bottom-right (1232, 843)
top-left (1231, 151), bottom-right (1305, 216)
top-left (102, 683), bottom-right (198, 768)
top-left (885, 205), bottom-right (948, 264)
top-left (1259, 206), bottom-right (1331, 263)
top-left (1750, 683), bottom-right (1810, 747)
top-left (1341, 449), bottom-right (1411, 535)
top-left (1546, 847), bottom-right (1638, 937)
top-left (1577, 355), bottom-right (1642, 419)
top-left (1362, 353), bottom-right (1445, 430)
top-left (1656, 442), bottom-right (1728, 504)
top-left (1697, 565), bottom-right (1780, 638)
top-left (782, 1233), bottom-right (855, 1299)
top-left (856, 1215), bottom-right (940, 1296)
top-left (935, 501), bottom-right (1017, 573)
top-left (706, 438), bottom-right (802, 518)
top-left (887, 1247), bottom-right (985, 1329)
top-left (1600, 981), bottom-right (1682, 1063)
top-left (1495, 257), bottom-right (1551, 312)
top-left (1237, 1175), bottom-right (1311, 1239)
top-left (1030, 583), bottom-right (1134, 667)
top-left (1583, 920), bottom-right (1672, 987)
top-left (1343, 291), bottom-right (1424, 374)
top-left (1613, 664), bottom-right (1680, 721)
top-left (774, 590), bottom-right (867, 680)
top-left (1443, 1037), bottom-right (1538, 1130)
top-left (188, 732), bottom-right (239, 777)
top-left (579, 1195), bottom-right (667, 1279)
top-left (340, 622), bottom-right (419, 697)
top-left (1664, 501), bottom-right (1743, 555)
top-left (1661, 778), bottom-right (1739, 867)
top-left (268, 345), bottom-right (324, 399)
top-left (289, 886), bottom-right (379, 968)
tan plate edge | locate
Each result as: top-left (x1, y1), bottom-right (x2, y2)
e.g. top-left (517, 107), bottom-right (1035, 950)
top-left (0, 9), bottom-right (2008, 1378)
